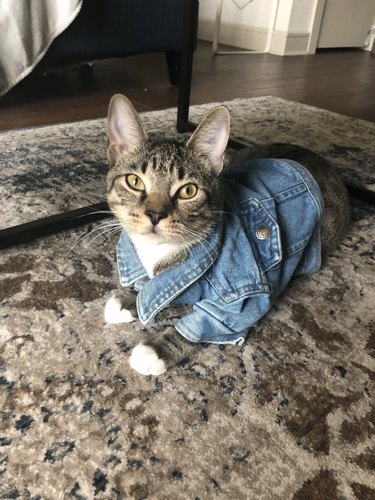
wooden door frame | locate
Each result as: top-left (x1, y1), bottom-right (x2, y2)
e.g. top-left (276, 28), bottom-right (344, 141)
top-left (308, 0), bottom-right (327, 54)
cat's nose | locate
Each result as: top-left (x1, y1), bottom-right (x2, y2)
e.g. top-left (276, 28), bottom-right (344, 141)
top-left (145, 209), bottom-right (167, 226)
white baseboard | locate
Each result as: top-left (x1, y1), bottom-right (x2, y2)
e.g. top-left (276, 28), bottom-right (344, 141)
top-left (269, 30), bottom-right (311, 56)
top-left (198, 19), bottom-right (269, 52)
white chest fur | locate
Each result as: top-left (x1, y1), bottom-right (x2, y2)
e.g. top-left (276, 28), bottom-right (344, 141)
top-left (131, 234), bottom-right (180, 278)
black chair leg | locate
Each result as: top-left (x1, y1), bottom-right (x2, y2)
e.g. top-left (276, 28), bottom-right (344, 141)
top-left (0, 203), bottom-right (109, 250)
top-left (166, 52), bottom-right (180, 86)
top-left (176, 0), bottom-right (199, 133)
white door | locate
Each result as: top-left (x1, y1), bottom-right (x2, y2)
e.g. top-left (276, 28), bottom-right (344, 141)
top-left (317, 0), bottom-right (375, 48)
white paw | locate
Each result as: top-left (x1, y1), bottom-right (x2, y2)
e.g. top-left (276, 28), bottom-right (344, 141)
top-left (104, 296), bottom-right (136, 324)
top-left (129, 344), bottom-right (166, 376)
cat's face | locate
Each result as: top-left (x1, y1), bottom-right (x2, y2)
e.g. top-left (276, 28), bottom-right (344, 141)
top-left (106, 94), bottom-right (230, 247)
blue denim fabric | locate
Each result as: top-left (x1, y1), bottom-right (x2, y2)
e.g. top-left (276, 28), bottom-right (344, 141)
top-left (117, 159), bottom-right (324, 345)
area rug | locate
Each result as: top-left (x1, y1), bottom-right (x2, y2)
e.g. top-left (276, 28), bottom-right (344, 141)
top-left (1, 95), bottom-right (375, 229)
top-left (0, 97), bottom-right (374, 499)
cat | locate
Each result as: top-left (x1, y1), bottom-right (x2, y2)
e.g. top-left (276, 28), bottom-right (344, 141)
top-left (104, 94), bottom-right (350, 376)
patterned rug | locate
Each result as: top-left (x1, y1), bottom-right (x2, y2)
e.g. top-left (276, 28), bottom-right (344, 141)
top-left (1, 96), bottom-right (375, 229)
top-left (0, 97), bottom-right (374, 499)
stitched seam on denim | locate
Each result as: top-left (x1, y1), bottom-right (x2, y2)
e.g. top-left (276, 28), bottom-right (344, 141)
top-left (277, 160), bottom-right (324, 218)
top-left (205, 276), bottom-right (271, 303)
top-left (137, 256), bottom-right (215, 324)
top-left (176, 322), bottom-right (246, 345)
top-left (184, 303), bottom-right (249, 343)
top-left (195, 301), bottom-right (236, 328)
top-left (273, 161), bottom-right (323, 258)
top-left (222, 284), bottom-right (271, 302)
top-left (118, 263), bottom-right (146, 287)
top-left (175, 324), bottom-right (201, 343)
top-left (236, 182), bottom-right (305, 207)
top-left (285, 235), bottom-right (311, 257)
top-left (248, 199), bottom-right (282, 272)
top-left (273, 182), bottom-right (307, 202)
top-left (117, 235), bottom-right (147, 287)
top-left (119, 269), bottom-right (147, 287)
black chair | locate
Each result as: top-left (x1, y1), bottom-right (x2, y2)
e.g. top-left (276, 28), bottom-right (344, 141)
top-left (40, 0), bottom-right (199, 132)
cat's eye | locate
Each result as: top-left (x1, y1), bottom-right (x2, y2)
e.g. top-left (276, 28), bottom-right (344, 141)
top-left (125, 174), bottom-right (145, 191)
top-left (178, 183), bottom-right (198, 200)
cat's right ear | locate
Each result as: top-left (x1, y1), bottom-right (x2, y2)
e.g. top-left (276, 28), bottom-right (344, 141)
top-left (107, 94), bottom-right (148, 164)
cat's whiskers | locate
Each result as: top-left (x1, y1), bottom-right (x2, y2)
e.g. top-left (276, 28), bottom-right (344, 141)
top-left (85, 209), bottom-right (114, 217)
top-left (86, 193), bottom-right (110, 203)
top-left (80, 220), bottom-right (122, 240)
top-left (174, 233), bottom-right (215, 268)
top-left (188, 230), bottom-right (222, 263)
top-left (66, 220), bottom-right (122, 257)
top-left (174, 227), bottom-right (219, 265)
top-left (183, 225), bottom-right (223, 252)
top-left (173, 235), bottom-right (202, 266)
top-left (211, 209), bottom-right (240, 220)
top-left (68, 209), bottom-right (114, 223)
top-left (81, 225), bottom-right (122, 249)
top-left (101, 227), bottom-right (123, 245)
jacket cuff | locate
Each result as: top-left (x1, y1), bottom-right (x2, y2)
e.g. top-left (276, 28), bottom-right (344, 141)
top-left (175, 306), bottom-right (247, 346)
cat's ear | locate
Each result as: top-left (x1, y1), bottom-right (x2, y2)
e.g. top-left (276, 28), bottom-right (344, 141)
top-left (107, 94), bottom-right (148, 164)
top-left (186, 105), bottom-right (230, 175)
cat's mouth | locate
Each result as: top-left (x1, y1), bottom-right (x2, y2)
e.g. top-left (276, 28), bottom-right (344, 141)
top-left (128, 220), bottom-right (177, 244)
top-left (143, 225), bottom-right (166, 241)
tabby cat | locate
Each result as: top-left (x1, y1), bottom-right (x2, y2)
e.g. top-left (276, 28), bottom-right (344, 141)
top-left (104, 94), bottom-right (350, 376)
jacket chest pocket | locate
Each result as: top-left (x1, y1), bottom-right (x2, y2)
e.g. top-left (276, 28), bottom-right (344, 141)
top-left (204, 208), bottom-right (273, 304)
top-left (240, 199), bottom-right (282, 272)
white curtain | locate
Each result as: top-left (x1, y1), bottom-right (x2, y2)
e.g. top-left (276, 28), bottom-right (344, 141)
top-left (0, 0), bottom-right (82, 97)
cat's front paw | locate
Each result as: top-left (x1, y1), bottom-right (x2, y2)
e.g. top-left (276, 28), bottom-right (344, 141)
top-left (129, 343), bottom-right (166, 376)
top-left (104, 295), bottom-right (136, 324)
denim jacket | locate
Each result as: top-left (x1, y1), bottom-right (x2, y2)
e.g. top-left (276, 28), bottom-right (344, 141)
top-left (117, 159), bottom-right (324, 345)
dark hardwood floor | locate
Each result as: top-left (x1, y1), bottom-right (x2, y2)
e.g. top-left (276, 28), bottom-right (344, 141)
top-left (0, 41), bottom-right (374, 131)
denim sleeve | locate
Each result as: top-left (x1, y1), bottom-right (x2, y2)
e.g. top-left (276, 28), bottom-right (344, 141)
top-left (175, 293), bottom-right (273, 346)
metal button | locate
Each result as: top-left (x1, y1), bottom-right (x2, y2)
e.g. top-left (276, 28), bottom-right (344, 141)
top-left (256, 226), bottom-right (271, 240)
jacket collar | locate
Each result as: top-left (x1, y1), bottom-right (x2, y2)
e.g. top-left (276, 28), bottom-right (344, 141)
top-left (117, 222), bottom-right (223, 324)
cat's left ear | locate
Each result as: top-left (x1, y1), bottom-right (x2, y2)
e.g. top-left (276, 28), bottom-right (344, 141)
top-left (186, 105), bottom-right (230, 175)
